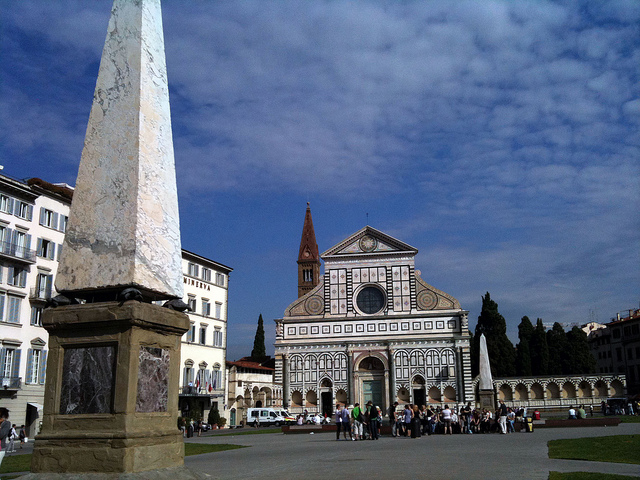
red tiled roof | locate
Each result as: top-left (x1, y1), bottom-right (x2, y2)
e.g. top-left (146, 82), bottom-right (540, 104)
top-left (227, 358), bottom-right (274, 372)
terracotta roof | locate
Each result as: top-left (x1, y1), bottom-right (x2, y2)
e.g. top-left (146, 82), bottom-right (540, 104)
top-left (227, 358), bottom-right (274, 372)
top-left (27, 177), bottom-right (74, 201)
top-left (298, 202), bottom-right (320, 262)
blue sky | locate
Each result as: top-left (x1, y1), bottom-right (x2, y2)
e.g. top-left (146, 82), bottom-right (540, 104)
top-left (1, 1), bottom-right (638, 360)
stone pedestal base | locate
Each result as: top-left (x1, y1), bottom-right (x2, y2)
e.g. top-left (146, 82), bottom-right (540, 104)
top-left (32, 302), bottom-right (189, 474)
top-left (478, 389), bottom-right (496, 411)
top-left (19, 466), bottom-right (209, 480)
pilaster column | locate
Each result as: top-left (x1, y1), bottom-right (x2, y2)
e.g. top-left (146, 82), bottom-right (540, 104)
top-left (283, 354), bottom-right (290, 410)
top-left (388, 345), bottom-right (395, 407)
top-left (347, 347), bottom-right (354, 404)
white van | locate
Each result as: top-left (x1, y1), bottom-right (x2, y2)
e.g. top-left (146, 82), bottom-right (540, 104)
top-left (246, 408), bottom-right (286, 427)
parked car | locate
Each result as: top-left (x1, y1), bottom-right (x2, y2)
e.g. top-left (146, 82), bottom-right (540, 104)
top-left (305, 413), bottom-right (328, 425)
top-left (200, 423), bottom-right (211, 432)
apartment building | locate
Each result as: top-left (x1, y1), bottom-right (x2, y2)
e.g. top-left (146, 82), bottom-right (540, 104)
top-left (179, 250), bottom-right (232, 423)
top-left (0, 173), bottom-right (71, 435)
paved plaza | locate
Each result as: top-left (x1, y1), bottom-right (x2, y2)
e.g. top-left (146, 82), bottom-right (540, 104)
top-left (185, 423), bottom-right (640, 480)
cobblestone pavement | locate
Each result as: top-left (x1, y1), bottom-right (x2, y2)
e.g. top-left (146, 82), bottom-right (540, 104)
top-left (185, 423), bottom-right (640, 480)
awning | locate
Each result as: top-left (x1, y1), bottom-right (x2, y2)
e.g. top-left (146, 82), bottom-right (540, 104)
top-left (27, 402), bottom-right (43, 411)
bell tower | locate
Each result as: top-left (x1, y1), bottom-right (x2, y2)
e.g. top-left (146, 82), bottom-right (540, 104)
top-left (297, 203), bottom-right (321, 298)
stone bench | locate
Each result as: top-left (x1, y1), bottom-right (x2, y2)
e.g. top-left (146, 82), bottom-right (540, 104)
top-left (537, 417), bottom-right (621, 428)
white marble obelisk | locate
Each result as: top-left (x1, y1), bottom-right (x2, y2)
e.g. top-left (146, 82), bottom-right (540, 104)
top-left (479, 333), bottom-right (494, 390)
top-left (56, 0), bottom-right (182, 300)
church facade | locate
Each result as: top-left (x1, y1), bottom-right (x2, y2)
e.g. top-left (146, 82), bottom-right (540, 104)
top-left (275, 210), bottom-right (473, 416)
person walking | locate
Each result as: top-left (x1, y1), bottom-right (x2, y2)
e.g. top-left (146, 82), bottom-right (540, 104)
top-left (0, 408), bottom-right (11, 467)
top-left (7, 425), bottom-right (16, 453)
top-left (498, 400), bottom-right (508, 434)
top-left (18, 426), bottom-right (25, 448)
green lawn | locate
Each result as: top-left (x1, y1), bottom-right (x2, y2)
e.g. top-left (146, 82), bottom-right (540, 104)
top-left (549, 472), bottom-right (639, 480)
top-left (548, 435), bottom-right (640, 464)
top-left (184, 443), bottom-right (247, 456)
top-left (0, 454), bottom-right (31, 475)
top-left (0, 444), bottom-right (246, 475)
top-left (618, 416), bottom-right (640, 423)
top-left (215, 427), bottom-right (281, 436)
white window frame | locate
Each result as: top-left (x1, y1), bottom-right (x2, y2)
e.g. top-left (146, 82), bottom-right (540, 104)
top-left (202, 299), bottom-right (211, 317)
top-left (202, 267), bottom-right (211, 282)
top-left (213, 328), bottom-right (223, 347)
top-left (187, 263), bottom-right (199, 277)
top-left (30, 306), bottom-right (43, 326)
top-left (186, 322), bottom-right (196, 342)
top-left (0, 195), bottom-right (13, 214)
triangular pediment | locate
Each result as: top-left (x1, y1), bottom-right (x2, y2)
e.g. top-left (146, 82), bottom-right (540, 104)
top-left (321, 226), bottom-right (418, 259)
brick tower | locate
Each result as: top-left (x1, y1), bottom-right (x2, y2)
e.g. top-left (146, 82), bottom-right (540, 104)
top-left (297, 203), bottom-right (321, 298)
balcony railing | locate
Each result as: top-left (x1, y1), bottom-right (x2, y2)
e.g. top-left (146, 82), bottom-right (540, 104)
top-left (30, 287), bottom-right (53, 301)
top-left (0, 376), bottom-right (22, 389)
top-left (0, 241), bottom-right (36, 264)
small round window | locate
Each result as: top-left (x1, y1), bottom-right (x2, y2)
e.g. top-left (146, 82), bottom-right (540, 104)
top-left (356, 286), bottom-right (385, 315)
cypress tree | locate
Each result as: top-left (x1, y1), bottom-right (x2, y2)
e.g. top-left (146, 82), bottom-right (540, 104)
top-left (546, 322), bottom-right (569, 375)
top-left (515, 316), bottom-right (534, 376)
top-left (566, 326), bottom-right (596, 374)
top-left (530, 319), bottom-right (549, 376)
top-left (251, 314), bottom-right (267, 362)
top-left (473, 292), bottom-right (516, 377)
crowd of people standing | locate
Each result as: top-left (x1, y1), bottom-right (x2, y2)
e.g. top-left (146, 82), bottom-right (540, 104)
top-left (333, 401), bottom-right (543, 439)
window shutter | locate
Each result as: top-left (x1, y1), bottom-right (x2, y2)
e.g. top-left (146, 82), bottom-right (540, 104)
top-left (45, 275), bottom-right (53, 298)
top-left (7, 267), bottom-right (14, 286)
top-left (11, 349), bottom-right (21, 380)
top-left (13, 201), bottom-right (20, 216)
top-left (26, 349), bottom-right (34, 384)
top-left (20, 270), bottom-right (27, 288)
top-left (25, 234), bottom-right (32, 249)
top-left (6, 198), bottom-right (13, 214)
top-left (57, 244), bottom-right (63, 261)
top-left (39, 208), bottom-right (46, 226)
top-left (39, 350), bottom-right (48, 384)
top-left (0, 348), bottom-right (5, 376)
top-left (37, 238), bottom-right (43, 255)
top-left (0, 295), bottom-right (4, 322)
top-left (182, 367), bottom-right (188, 387)
top-left (2, 228), bottom-right (11, 254)
top-left (26, 205), bottom-right (33, 221)
top-left (52, 212), bottom-right (59, 229)
top-left (49, 243), bottom-right (55, 260)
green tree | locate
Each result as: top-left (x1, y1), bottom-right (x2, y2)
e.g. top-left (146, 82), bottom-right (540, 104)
top-left (566, 326), bottom-right (596, 374)
top-left (546, 322), bottom-right (569, 375)
top-left (515, 316), bottom-right (534, 376)
top-left (530, 318), bottom-right (549, 376)
top-left (473, 292), bottom-right (516, 377)
top-left (251, 314), bottom-right (267, 361)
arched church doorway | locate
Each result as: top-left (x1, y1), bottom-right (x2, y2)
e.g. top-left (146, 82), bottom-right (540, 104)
top-left (358, 356), bottom-right (385, 409)
top-left (255, 400), bottom-right (263, 408)
top-left (412, 375), bottom-right (426, 406)
top-left (320, 378), bottom-right (333, 417)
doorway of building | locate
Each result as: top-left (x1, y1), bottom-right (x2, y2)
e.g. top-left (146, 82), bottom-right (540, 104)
top-left (363, 380), bottom-right (383, 408)
top-left (321, 392), bottom-right (333, 417)
top-left (255, 400), bottom-right (263, 408)
top-left (413, 389), bottom-right (426, 406)
top-left (230, 408), bottom-right (236, 426)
